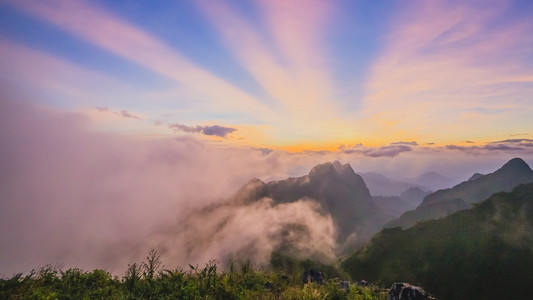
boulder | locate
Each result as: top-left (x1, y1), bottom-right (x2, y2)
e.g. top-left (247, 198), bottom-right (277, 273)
top-left (302, 269), bottom-right (324, 284)
top-left (389, 282), bottom-right (427, 300)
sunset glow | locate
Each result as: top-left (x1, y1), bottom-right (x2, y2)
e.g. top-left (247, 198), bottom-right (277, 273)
top-left (2, 0), bottom-right (531, 150)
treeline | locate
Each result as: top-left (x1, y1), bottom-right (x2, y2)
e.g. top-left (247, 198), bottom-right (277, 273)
top-left (1, 250), bottom-right (387, 300)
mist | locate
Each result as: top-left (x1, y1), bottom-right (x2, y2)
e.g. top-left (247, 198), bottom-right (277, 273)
top-left (2, 98), bottom-right (532, 276)
top-left (0, 99), bottom-right (336, 275)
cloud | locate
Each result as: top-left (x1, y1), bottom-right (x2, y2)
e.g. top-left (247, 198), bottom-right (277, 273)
top-left (94, 107), bottom-right (141, 120)
top-left (493, 139), bottom-right (533, 144)
top-left (445, 139), bottom-right (533, 154)
top-left (364, 145), bottom-right (413, 157)
top-left (194, 0), bottom-right (349, 141)
top-left (120, 110), bottom-right (139, 119)
top-left (0, 98), bottom-right (332, 275)
top-left (6, 0), bottom-right (276, 122)
top-left (342, 143), bottom-right (413, 157)
top-left (391, 141), bottom-right (418, 146)
top-left (360, 0), bottom-right (533, 141)
top-left (169, 123), bottom-right (237, 138)
top-left (149, 198), bottom-right (337, 268)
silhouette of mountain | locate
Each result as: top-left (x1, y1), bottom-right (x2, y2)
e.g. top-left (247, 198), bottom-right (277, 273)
top-left (387, 158), bottom-right (533, 229)
top-left (468, 172), bottom-right (484, 181)
top-left (342, 182), bottom-right (533, 299)
top-left (358, 172), bottom-right (429, 197)
top-left (234, 161), bottom-right (393, 245)
top-left (373, 187), bottom-right (429, 218)
top-left (405, 171), bottom-right (455, 191)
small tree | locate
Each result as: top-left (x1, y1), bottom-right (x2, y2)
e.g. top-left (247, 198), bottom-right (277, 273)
top-left (142, 249), bottom-right (162, 281)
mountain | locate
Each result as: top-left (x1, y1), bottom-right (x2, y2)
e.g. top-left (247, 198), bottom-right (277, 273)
top-left (234, 161), bottom-right (393, 244)
top-left (373, 187), bottom-right (429, 218)
top-left (342, 182), bottom-right (533, 300)
top-left (404, 171), bottom-right (455, 191)
top-left (468, 172), bottom-right (484, 181)
top-left (387, 158), bottom-right (533, 229)
top-left (358, 172), bottom-right (429, 197)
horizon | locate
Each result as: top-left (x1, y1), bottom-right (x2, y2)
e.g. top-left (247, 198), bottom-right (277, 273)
top-left (2, 0), bottom-right (533, 277)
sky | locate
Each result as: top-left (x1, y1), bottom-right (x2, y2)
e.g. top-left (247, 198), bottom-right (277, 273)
top-left (1, 0), bottom-right (532, 150)
top-left (1, 0), bottom-right (533, 275)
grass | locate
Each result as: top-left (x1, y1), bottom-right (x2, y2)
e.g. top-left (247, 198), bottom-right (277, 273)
top-left (0, 250), bottom-right (388, 300)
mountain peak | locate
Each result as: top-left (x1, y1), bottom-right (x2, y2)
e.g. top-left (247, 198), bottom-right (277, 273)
top-left (308, 161), bottom-right (355, 178)
top-left (468, 173), bottom-right (484, 181)
top-left (308, 161), bottom-right (336, 178)
top-left (499, 158), bottom-right (531, 173)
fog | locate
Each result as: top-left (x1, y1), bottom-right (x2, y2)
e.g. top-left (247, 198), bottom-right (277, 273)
top-left (1, 98), bottom-right (532, 276)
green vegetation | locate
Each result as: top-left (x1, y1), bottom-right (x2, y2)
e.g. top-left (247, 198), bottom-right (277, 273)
top-left (342, 183), bottom-right (533, 300)
top-left (1, 250), bottom-right (387, 300)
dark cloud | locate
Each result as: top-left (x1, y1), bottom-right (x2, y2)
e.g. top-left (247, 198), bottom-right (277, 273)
top-left (342, 144), bottom-right (413, 157)
top-left (484, 144), bottom-right (524, 151)
top-left (96, 107), bottom-right (108, 112)
top-left (365, 145), bottom-right (412, 157)
top-left (391, 141), bottom-right (418, 146)
top-left (169, 123), bottom-right (237, 138)
top-left (202, 125), bottom-right (237, 137)
top-left (445, 140), bottom-right (533, 153)
top-left (445, 145), bottom-right (473, 151)
top-left (463, 141), bottom-right (475, 144)
top-left (493, 139), bottom-right (533, 144)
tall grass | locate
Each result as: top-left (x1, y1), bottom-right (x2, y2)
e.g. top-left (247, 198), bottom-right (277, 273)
top-left (0, 250), bottom-right (387, 299)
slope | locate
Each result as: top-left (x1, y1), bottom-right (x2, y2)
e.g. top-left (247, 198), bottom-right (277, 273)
top-left (342, 183), bottom-right (533, 300)
top-left (387, 157), bottom-right (533, 229)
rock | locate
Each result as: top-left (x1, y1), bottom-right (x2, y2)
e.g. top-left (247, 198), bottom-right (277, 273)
top-left (389, 282), bottom-right (427, 300)
top-left (357, 279), bottom-right (369, 286)
top-left (302, 269), bottom-right (324, 284)
top-left (339, 280), bottom-right (351, 290)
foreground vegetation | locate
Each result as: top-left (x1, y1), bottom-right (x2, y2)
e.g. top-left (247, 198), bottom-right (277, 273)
top-left (1, 250), bottom-right (387, 300)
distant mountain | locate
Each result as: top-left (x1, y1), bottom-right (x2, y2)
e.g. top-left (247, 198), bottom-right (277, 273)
top-left (342, 182), bottom-right (533, 299)
top-left (387, 158), bottom-right (533, 229)
top-left (373, 187), bottom-right (429, 218)
top-left (404, 171), bottom-right (455, 191)
top-left (468, 172), bottom-right (484, 181)
top-left (234, 161), bottom-right (393, 244)
top-left (358, 172), bottom-right (429, 197)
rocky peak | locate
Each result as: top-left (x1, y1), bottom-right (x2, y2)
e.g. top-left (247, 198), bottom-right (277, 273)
top-left (498, 158), bottom-right (532, 174)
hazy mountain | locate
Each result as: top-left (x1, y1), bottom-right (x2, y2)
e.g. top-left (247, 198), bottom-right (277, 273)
top-left (342, 182), bottom-right (533, 299)
top-left (234, 161), bottom-right (393, 245)
top-left (387, 158), bottom-right (533, 229)
top-left (358, 172), bottom-right (429, 197)
top-left (400, 187), bottom-right (430, 207)
top-left (373, 187), bottom-right (429, 218)
top-left (404, 171), bottom-right (455, 191)
top-left (468, 172), bottom-right (484, 181)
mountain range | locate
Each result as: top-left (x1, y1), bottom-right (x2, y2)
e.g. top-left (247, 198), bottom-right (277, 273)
top-left (357, 172), bottom-right (430, 197)
top-left (342, 182), bottom-right (533, 299)
top-left (387, 158), bottom-right (533, 229)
